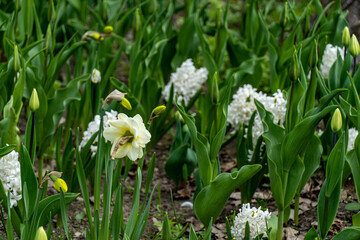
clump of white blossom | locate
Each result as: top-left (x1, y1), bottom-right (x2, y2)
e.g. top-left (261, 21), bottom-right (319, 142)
top-left (231, 203), bottom-right (271, 240)
top-left (162, 59), bottom-right (208, 105)
top-left (80, 110), bottom-right (118, 155)
top-left (0, 150), bottom-right (22, 208)
top-left (348, 128), bottom-right (358, 152)
top-left (227, 84), bottom-right (287, 146)
top-left (319, 44), bottom-right (344, 79)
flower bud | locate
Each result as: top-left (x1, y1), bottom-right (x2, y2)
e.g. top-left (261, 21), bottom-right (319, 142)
top-left (331, 108), bottom-right (342, 132)
top-left (135, 8), bottom-right (141, 32)
top-left (280, 2), bottom-right (288, 28)
top-left (290, 48), bottom-right (299, 81)
top-left (153, 105), bottom-right (166, 115)
top-left (91, 68), bottom-right (101, 84)
top-left (45, 24), bottom-right (52, 54)
top-left (103, 90), bottom-right (126, 108)
top-left (50, 175), bottom-right (68, 192)
top-left (309, 40), bottom-right (318, 68)
top-left (349, 34), bottom-right (360, 57)
top-left (30, 88), bottom-right (40, 112)
top-left (48, 0), bottom-right (56, 22)
top-left (211, 72), bottom-right (219, 104)
top-left (35, 226), bottom-right (48, 240)
top-left (121, 97), bottom-right (132, 111)
top-left (103, 25), bottom-right (113, 33)
top-left (14, 45), bottom-right (20, 72)
top-left (342, 27), bottom-right (350, 48)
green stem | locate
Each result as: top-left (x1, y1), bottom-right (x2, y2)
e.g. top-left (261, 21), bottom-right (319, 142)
top-left (276, 208), bottom-right (284, 240)
top-left (38, 156), bottom-right (43, 184)
top-left (29, 111), bottom-right (35, 163)
top-left (94, 108), bottom-right (105, 212)
top-left (294, 193), bottom-right (299, 226)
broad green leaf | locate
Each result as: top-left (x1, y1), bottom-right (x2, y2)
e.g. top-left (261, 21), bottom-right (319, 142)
top-left (282, 105), bottom-right (336, 171)
top-left (194, 164), bottom-right (261, 226)
top-left (19, 145), bottom-right (38, 218)
top-left (347, 150), bottom-right (360, 201)
top-left (304, 226), bottom-right (318, 240)
top-left (332, 227), bottom-right (360, 240)
top-left (176, 101), bottom-right (212, 186)
top-left (325, 134), bottom-right (346, 197)
top-left (298, 135), bottom-right (322, 193)
top-left (256, 100), bottom-right (285, 208)
top-left (35, 193), bottom-right (79, 227)
top-left (284, 156), bottom-right (304, 208)
top-left (353, 212), bottom-right (360, 227)
top-left (317, 179), bottom-right (341, 239)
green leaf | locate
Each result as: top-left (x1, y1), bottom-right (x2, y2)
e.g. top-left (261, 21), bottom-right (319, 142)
top-left (0, 145), bottom-right (16, 158)
top-left (304, 226), bottom-right (318, 240)
top-left (317, 179), bottom-right (341, 239)
top-left (298, 135), bottom-right (322, 193)
top-left (282, 105), bottom-right (336, 171)
top-left (332, 227), bottom-right (360, 240)
top-left (19, 145), bottom-right (38, 217)
top-left (353, 212), bottom-right (360, 227)
top-left (345, 203), bottom-right (360, 211)
top-left (255, 100), bottom-right (285, 208)
top-left (194, 164), bottom-right (261, 226)
top-left (35, 193), bottom-right (79, 227)
top-left (176, 102), bottom-right (212, 186)
top-left (325, 134), bottom-right (346, 197)
top-left (162, 213), bottom-right (171, 240)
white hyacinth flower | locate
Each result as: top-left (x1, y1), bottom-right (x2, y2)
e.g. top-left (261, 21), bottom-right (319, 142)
top-left (162, 59), bottom-right (208, 105)
top-left (319, 44), bottom-right (344, 79)
top-left (91, 68), bottom-right (101, 83)
top-left (80, 110), bottom-right (118, 155)
top-left (227, 85), bottom-right (287, 146)
top-left (348, 128), bottom-right (358, 152)
top-left (231, 203), bottom-right (271, 240)
top-left (103, 113), bottom-right (151, 161)
top-left (0, 150), bottom-right (22, 208)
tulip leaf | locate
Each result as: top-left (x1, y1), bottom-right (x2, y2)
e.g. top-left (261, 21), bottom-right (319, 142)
top-left (297, 135), bottom-right (322, 193)
top-left (346, 150), bottom-right (360, 200)
top-left (176, 101), bottom-right (212, 186)
top-left (282, 105), bottom-right (336, 171)
top-left (255, 100), bottom-right (285, 208)
top-left (194, 164), bottom-right (261, 226)
top-left (325, 134), bottom-right (346, 197)
top-left (284, 156), bottom-right (304, 208)
top-left (317, 179), bottom-right (341, 239)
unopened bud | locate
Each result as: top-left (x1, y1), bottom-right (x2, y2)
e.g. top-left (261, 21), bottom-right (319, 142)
top-left (211, 72), bottom-right (219, 104)
top-left (45, 24), bottom-right (52, 54)
top-left (135, 8), bottom-right (141, 31)
top-left (342, 27), bottom-right (350, 48)
top-left (280, 2), bottom-right (288, 28)
top-left (331, 108), bottom-right (342, 132)
top-left (103, 90), bottom-right (126, 108)
top-left (309, 40), bottom-right (318, 68)
top-left (30, 88), bottom-right (39, 112)
top-left (121, 97), bottom-right (132, 110)
top-left (103, 25), bottom-right (113, 33)
top-left (153, 105), bottom-right (166, 115)
top-left (290, 48), bottom-right (299, 81)
top-left (35, 226), bottom-right (47, 240)
top-left (349, 34), bottom-right (360, 57)
top-left (48, 0), bottom-right (56, 22)
top-left (91, 68), bottom-right (101, 84)
top-left (14, 45), bottom-right (20, 72)
top-left (50, 175), bottom-right (68, 193)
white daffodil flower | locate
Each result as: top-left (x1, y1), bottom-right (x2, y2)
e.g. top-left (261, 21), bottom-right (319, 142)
top-left (103, 113), bottom-right (151, 161)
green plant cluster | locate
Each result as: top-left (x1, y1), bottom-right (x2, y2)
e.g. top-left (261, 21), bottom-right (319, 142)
top-left (1, 0), bottom-right (360, 239)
